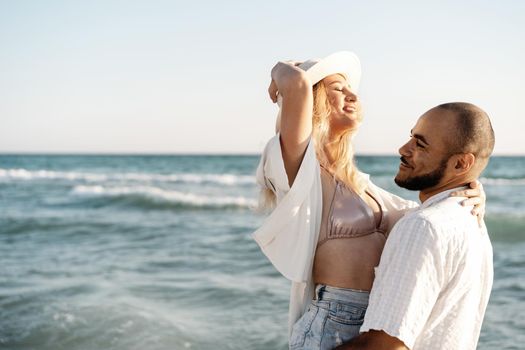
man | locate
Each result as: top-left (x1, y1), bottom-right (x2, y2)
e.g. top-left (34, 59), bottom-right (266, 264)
top-left (337, 102), bottom-right (495, 350)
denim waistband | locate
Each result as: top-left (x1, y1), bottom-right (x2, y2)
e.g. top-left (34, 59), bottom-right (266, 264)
top-left (314, 284), bottom-right (370, 305)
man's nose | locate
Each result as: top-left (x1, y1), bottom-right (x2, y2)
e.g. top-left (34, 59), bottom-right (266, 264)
top-left (399, 139), bottom-right (412, 156)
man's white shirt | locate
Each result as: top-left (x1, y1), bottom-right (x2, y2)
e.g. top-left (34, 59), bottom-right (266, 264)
top-left (361, 187), bottom-right (493, 350)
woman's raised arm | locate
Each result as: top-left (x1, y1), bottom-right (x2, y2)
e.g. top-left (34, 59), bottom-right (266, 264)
top-left (268, 61), bottom-right (313, 187)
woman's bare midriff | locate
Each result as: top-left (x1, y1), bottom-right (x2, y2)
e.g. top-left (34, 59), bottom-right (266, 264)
top-left (312, 232), bottom-right (386, 291)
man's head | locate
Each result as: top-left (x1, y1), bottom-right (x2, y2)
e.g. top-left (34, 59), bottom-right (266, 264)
top-left (395, 102), bottom-right (495, 200)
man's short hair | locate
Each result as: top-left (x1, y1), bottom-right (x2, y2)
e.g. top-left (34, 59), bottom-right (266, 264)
top-left (436, 102), bottom-right (495, 165)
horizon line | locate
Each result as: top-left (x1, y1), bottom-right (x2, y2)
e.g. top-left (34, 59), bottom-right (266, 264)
top-left (0, 151), bottom-right (524, 157)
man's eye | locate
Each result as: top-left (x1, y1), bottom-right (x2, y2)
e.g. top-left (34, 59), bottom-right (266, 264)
top-left (416, 142), bottom-right (425, 148)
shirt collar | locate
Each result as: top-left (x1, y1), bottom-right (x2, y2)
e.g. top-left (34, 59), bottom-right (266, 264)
top-left (420, 186), bottom-right (469, 210)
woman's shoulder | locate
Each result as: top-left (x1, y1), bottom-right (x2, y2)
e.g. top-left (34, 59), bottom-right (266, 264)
top-left (362, 173), bottom-right (418, 210)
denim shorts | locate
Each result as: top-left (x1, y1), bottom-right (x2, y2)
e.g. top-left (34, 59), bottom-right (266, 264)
top-left (289, 284), bottom-right (369, 350)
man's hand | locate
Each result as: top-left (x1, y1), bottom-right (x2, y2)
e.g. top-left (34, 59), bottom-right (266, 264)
top-left (451, 180), bottom-right (486, 226)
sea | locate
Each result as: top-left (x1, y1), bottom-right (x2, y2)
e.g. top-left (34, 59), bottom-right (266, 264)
top-left (0, 154), bottom-right (524, 350)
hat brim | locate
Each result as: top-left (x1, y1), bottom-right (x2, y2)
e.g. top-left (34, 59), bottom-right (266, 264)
top-left (299, 51), bottom-right (361, 91)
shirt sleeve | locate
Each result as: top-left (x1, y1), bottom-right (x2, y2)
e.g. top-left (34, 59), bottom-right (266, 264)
top-left (252, 134), bottom-right (322, 282)
top-left (255, 134), bottom-right (291, 199)
top-left (360, 216), bottom-right (445, 349)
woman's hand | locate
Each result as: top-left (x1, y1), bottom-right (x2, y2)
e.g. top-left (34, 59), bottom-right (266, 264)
top-left (268, 61), bottom-right (304, 103)
top-left (450, 181), bottom-right (486, 225)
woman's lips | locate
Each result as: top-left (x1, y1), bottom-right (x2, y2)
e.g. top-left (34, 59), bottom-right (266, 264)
top-left (343, 105), bottom-right (356, 113)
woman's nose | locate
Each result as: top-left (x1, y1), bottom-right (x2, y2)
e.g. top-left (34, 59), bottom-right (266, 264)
top-left (344, 87), bottom-right (357, 101)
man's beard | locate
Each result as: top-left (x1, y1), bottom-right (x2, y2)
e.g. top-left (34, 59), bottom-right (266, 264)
top-left (395, 158), bottom-right (448, 191)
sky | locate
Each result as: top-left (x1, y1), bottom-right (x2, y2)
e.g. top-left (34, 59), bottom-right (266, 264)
top-left (0, 0), bottom-right (523, 155)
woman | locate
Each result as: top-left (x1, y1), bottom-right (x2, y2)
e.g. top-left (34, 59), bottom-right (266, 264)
top-left (252, 52), bottom-right (485, 350)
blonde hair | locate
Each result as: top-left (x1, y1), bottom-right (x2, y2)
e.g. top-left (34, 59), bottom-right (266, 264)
top-left (312, 81), bottom-right (366, 193)
top-left (258, 80), bottom-right (366, 211)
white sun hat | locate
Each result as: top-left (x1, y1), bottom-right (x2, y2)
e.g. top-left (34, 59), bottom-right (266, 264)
top-left (275, 51), bottom-right (361, 132)
top-left (298, 51), bottom-right (361, 90)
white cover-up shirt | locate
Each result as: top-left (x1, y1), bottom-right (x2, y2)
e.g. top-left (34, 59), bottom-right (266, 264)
top-left (361, 188), bottom-right (493, 350)
top-left (252, 135), bottom-right (418, 334)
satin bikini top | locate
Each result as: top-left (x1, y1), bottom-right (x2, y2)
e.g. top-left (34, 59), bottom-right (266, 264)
top-left (317, 168), bottom-right (387, 246)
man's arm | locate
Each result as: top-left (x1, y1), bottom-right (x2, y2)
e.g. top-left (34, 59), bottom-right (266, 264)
top-left (335, 330), bottom-right (409, 350)
top-left (338, 217), bottom-right (444, 350)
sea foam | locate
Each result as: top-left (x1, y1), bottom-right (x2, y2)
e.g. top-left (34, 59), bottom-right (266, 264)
top-left (0, 168), bottom-right (255, 186)
top-left (71, 185), bottom-right (257, 209)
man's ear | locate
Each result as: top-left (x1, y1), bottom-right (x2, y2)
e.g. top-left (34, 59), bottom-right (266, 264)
top-left (451, 153), bottom-right (475, 174)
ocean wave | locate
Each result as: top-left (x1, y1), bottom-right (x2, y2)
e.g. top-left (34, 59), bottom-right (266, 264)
top-left (71, 185), bottom-right (257, 209)
top-left (485, 215), bottom-right (525, 243)
top-left (480, 177), bottom-right (525, 186)
top-left (3, 168), bottom-right (524, 187)
top-left (0, 168), bottom-right (255, 186)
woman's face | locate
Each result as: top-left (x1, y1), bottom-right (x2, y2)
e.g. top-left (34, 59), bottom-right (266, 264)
top-left (322, 74), bottom-right (361, 133)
